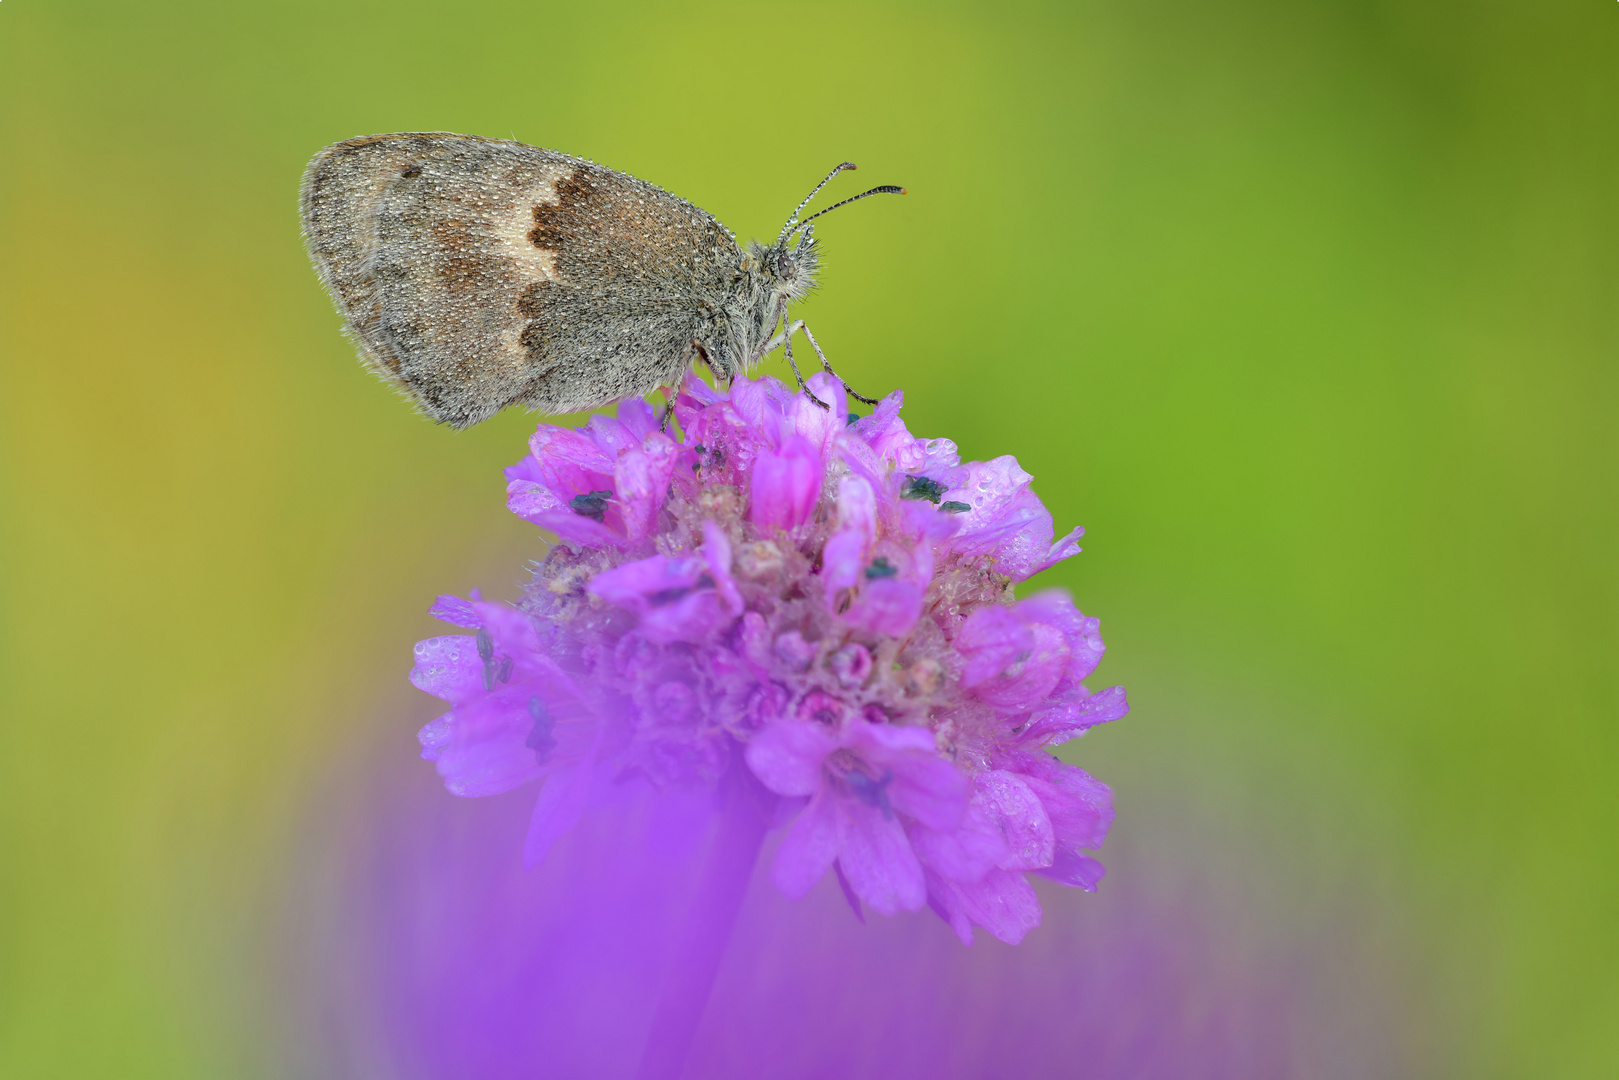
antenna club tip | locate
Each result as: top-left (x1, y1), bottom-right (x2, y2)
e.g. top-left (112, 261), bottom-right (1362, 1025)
top-left (899, 188), bottom-right (908, 195)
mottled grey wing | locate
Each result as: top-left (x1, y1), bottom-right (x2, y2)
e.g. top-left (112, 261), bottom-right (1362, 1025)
top-left (300, 132), bottom-right (739, 427)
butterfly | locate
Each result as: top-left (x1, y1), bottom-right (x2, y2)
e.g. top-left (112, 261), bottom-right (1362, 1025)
top-left (300, 132), bottom-right (903, 427)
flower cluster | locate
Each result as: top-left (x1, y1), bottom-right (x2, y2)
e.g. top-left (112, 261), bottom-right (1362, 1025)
top-left (411, 372), bottom-right (1128, 944)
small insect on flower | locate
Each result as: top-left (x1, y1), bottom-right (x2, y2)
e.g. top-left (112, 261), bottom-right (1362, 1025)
top-left (412, 372), bottom-right (1130, 945)
top-left (300, 133), bottom-right (904, 427)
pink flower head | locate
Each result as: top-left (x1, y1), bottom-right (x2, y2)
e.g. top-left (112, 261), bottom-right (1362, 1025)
top-left (413, 372), bottom-right (1128, 943)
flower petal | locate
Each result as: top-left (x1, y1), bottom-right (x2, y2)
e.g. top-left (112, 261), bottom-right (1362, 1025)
top-left (746, 720), bottom-right (838, 796)
top-left (410, 635), bottom-right (485, 702)
top-left (788, 372), bottom-right (847, 455)
top-left (1013, 590), bottom-right (1106, 686)
top-left (1036, 849), bottom-right (1108, 891)
top-left (821, 528), bottom-right (867, 601)
top-left (523, 759), bottom-right (595, 867)
top-left (613, 433), bottom-right (679, 542)
top-left (1011, 753), bottom-right (1115, 851)
top-left (773, 790), bottom-right (844, 898)
top-left (428, 594), bottom-right (482, 629)
top-left (1018, 684), bottom-right (1131, 747)
top-left (843, 578), bottom-right (924, 637)
top-left (428, 691), bottom-right (547, 798)
top-left (886, 752), bottom-right (968, 833)
top-left (975, 770), bottom-right (1055, 871)
top-left (749, 433), bottom-right (823, 532)
top-left (951, 867), bottom-right (1043, 944)
top-left (956, 606), bottom-right (1071, 711)
top-left (924, 868), bottom-right (977, 945)
top-left (521, 509), bottom-right (624, 548)
top-left (910, 799), bottom-right (1008, 882)
top-left (838, 799), bottom-right (926, 915)
top-left (588, 554), bottom-right (735, 642)
top-left (843, 719), bottom-right (938, 755)
top-left (702, 520), bottom-right (743, 616)
top-left (417, 713), bottom-right (452, 762)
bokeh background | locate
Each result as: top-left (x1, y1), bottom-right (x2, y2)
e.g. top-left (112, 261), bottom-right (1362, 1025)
top-left (2, 1), bottom-right (1615, 1076)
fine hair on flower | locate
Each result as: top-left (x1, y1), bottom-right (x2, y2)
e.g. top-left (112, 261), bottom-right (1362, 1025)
top-left (411, 371), bottom-right (1128, 945)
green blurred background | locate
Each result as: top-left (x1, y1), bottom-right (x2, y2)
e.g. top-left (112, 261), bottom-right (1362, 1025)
top-left (2, 0), bottom-right (1615, 1076)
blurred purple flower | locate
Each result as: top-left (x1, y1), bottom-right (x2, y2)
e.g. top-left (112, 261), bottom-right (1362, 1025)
top-left (413, 371), bottom-right (1127, 944)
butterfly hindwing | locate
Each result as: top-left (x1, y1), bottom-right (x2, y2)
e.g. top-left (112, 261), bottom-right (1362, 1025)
top-left (301, 132), bottom-right (740, 426)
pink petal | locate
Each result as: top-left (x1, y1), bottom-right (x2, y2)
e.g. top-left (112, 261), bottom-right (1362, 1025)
top-left (952, 867), bottom-right (1043, 944)
top-left (886, 753), bottom-right (969, 833)
top-left (842, 719), bottom-right (937, 755)
top-left (427, 595), bottom-right (481, 629)
top-left (521, 509), bottom-right (624, 548)
top-left (613, 434), bottom-right (679, 542)
top-left (838, 800), bottom-right (926, 915)
top-left (821, 528), bottom-right (867, 600)
top-left (1014, 590), bottom-right (1106, 686)
top-left (924, 868), bottom-right (976, 945)
top-left (746, 721), bottom-right (837, 796)
top-left (589, 554), bottom-right (735, 643)
top-left (1036, 849), bottom-right (1108, 891)
top-left (505, 478), bottom-right (567, 524)
top-left (474, 602), bottom-right (542, 664)
top-left (773, 790), bottom-right (844, 898)
top-left (1034, 524), bottom-right (1085, 575)
top-left (1013, 756), bottom-right (1115, 851)
top-left (728, 376), bottom-right (780, 434)
top-left (843, 578), bottom-right (923, 637)
top-left (417, 713), bottom-right (452, 762)
top-left (526, 426), bottom-right (616, 497)
top-left (1017, 684), bottom-right (1131, 747)
top-left (409, 635), bottom-right (485, 702)
top-left (749, 434), bottom-right (824, 532)
top-left (956, 606), bottom-right (1070, 711)
top-left (851, 389), bottom-right (930, 471)
top-left (614, 396), bottom-right (660, 442)
top-left (909, 799), bottom-right (1008, 882)
top-left (900, 498), bottom-right (960, 545)
top-left (429, 692), bottom-right (547, 798)
top-left (523, 759), bottom-right (594, 867)
top-left (975, 770), bottom-right (1055, 871)
top-left (585, 412), bottom-right (635, 454)
top-left (835, 474), bottom-right (878, 546)
top-left (787, 373), bottom-right (847, 454)
top-left (702, 520), bottom-right (743, 616)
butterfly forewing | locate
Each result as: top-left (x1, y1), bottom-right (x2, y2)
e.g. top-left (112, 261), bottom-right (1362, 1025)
top-left (301, 133), bottom-right (741, 427)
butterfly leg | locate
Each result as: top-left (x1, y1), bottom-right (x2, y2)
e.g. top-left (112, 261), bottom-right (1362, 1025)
top-left (780, 326), bottom-right (831, 411)
top-left (786, 320), bottom-right (880, 406)
top-left (659, 387), bottom-right (678, 433)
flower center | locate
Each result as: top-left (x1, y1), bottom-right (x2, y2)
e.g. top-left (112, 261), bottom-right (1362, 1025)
top-left (826, 750), bottom-right (895, 819)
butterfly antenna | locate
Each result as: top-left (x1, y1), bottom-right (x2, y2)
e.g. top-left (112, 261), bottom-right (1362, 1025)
top-left (788, 185), bottom-right (906, 236)
top-left (778, 162), bottom-right (858, 244)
